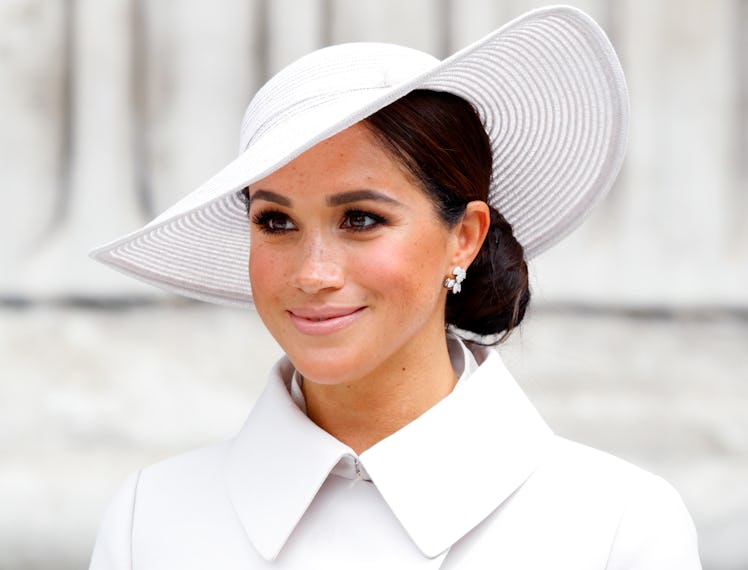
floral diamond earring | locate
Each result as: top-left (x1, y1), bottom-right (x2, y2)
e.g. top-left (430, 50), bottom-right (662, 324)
top-left (443, 266), bottom-right (467, 294)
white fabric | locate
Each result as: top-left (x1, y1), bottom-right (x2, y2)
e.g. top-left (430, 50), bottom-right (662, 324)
top-left (89, 340), bottom-right (701, 569)
top-left (89, 6), bottom-right (629, 307)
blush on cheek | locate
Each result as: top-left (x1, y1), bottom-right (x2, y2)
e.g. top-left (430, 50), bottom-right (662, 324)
top-left (249, 246), bottom-right (277, 278)
top-left (356, 248), bottom-right (411, 283)
top-left (357, 245), bottom-right (442, 301)
top-left (248, 252), bottom-right (278, 303)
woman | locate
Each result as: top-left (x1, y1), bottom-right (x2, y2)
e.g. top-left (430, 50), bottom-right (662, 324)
top-left (89, 6), bottom-right (701, 569)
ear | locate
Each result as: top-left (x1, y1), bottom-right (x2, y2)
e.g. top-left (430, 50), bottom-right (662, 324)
top-left (449, 200), bottom-right (490, 269)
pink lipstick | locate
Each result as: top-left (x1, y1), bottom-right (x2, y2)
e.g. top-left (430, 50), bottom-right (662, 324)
top-left (288, 306), bottom-right (365, 335)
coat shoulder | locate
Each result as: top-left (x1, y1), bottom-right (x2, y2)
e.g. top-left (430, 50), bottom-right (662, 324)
top-left (90, 440), bottom-right (257, 570)
top-left (132, 440), bottom-right (236, 522)
top-left (139, 440), bottom-right (232, 486)
top-left (546, 436), bottom-right (668, 490)
top-left (447, 436), bottom-right (701, 569)
top-left (546, 439), bottom-right (702, 569)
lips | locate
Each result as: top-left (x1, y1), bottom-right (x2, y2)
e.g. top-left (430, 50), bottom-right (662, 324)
top-left (288, 306), bottom-right (366, 335)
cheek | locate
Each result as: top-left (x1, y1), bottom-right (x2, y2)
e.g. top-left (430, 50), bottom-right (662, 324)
top-left (249, 244), bottom-right (285, 305)
top-left (352, 235), bottom-right (446, 305)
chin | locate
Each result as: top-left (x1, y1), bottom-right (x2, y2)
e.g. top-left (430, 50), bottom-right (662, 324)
top-left (293, 359), bottom-right (359, 386)
top-left (287, 346), bottom-right (372, 386)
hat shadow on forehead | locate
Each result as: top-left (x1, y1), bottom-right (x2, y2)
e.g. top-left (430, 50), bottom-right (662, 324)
top-left (90, 6), bottom-right (628, 308)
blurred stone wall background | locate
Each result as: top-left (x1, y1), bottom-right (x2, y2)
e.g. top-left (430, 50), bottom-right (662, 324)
top-left (0, 0), bottom-right (746, 568)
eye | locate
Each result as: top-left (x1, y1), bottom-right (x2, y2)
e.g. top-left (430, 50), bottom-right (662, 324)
top-left (251, 210), bottom-right (297, 234)
top-left (341, 210), bottom-right (387, 231)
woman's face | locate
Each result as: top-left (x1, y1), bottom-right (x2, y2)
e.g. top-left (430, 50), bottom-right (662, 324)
top-left (247, 123), bottom-right (462, 385)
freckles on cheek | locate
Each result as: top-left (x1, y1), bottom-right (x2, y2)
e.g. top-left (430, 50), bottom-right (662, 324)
top-left (249, 249), bottom-right (278, 292)
top-left (250, 250), bottom-right (294, 306)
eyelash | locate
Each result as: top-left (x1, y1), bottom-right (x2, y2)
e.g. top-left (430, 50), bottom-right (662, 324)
top-left (341, 209), bottom-right (388, 232)
top-left (250, 209), bottom-right (388, 235)
top-left (251, 210), bottom-right (295, 235)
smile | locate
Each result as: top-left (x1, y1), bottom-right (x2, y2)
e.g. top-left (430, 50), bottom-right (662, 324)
top-left (288, 306), bottom-right (366, 336)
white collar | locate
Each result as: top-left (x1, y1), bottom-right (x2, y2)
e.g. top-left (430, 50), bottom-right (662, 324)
top-left (226, 340), bottom-right (553, 561)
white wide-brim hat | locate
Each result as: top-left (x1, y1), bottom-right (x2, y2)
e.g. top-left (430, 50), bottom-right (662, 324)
top-left (91, 5), bottom-right (628, 307)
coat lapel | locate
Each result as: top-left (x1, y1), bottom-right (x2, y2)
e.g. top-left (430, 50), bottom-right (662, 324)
top-left (360, 347), bottom-right (554, 558)
top-left (226, 356), bottom-right (353, 561)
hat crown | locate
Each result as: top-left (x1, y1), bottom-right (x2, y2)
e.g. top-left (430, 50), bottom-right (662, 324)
top-left (238, 43), bottom-right (439, 153)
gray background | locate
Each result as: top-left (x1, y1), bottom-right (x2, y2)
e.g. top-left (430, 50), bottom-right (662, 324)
top-left (1, 0), bottom-right (746, 568)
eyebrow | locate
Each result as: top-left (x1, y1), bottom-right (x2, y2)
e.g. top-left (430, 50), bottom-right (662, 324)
top-left (248, 190), bottom-right (291, 207)
top-left (249, 189), bottom-right (403, 208)
top-left (326, 190), bottom-right (402, 207)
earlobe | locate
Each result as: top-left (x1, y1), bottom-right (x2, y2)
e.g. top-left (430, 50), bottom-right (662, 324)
top-left (452, 201), bottom-right (490, 269)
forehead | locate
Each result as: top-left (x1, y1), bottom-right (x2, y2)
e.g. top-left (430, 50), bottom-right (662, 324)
top-left (249, 122), bottom-right (415, 195)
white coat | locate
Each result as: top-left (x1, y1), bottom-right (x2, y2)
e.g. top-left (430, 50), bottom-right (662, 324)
top-left (89, 339), bottom-right (701, 569)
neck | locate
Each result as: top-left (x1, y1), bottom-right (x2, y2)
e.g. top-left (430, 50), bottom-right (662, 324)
top-left (301, 333), bottom-right (457, 454)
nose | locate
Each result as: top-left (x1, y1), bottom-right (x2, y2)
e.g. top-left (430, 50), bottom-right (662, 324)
top-left (292, 231), bottom-right (344, 294)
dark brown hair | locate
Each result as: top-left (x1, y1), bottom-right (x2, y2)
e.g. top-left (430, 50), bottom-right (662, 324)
top-left (363, 90), bottom-right (530, 342)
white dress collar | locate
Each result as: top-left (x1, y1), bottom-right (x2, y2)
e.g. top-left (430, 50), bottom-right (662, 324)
top-left (226, 338), bottom-right (553, 561)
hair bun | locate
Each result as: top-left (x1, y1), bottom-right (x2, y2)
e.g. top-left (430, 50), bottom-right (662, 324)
top-left (446, 206), bottom-right (530, 341)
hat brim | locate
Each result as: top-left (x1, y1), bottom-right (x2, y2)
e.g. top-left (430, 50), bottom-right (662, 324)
top-left (91, 5), bottom-right (628, 307)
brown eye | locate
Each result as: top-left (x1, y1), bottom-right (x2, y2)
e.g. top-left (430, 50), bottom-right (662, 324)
top-left (341, 210), bottom-right (386, 231)
top-left (251, 211), bottom-right (297, 234)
